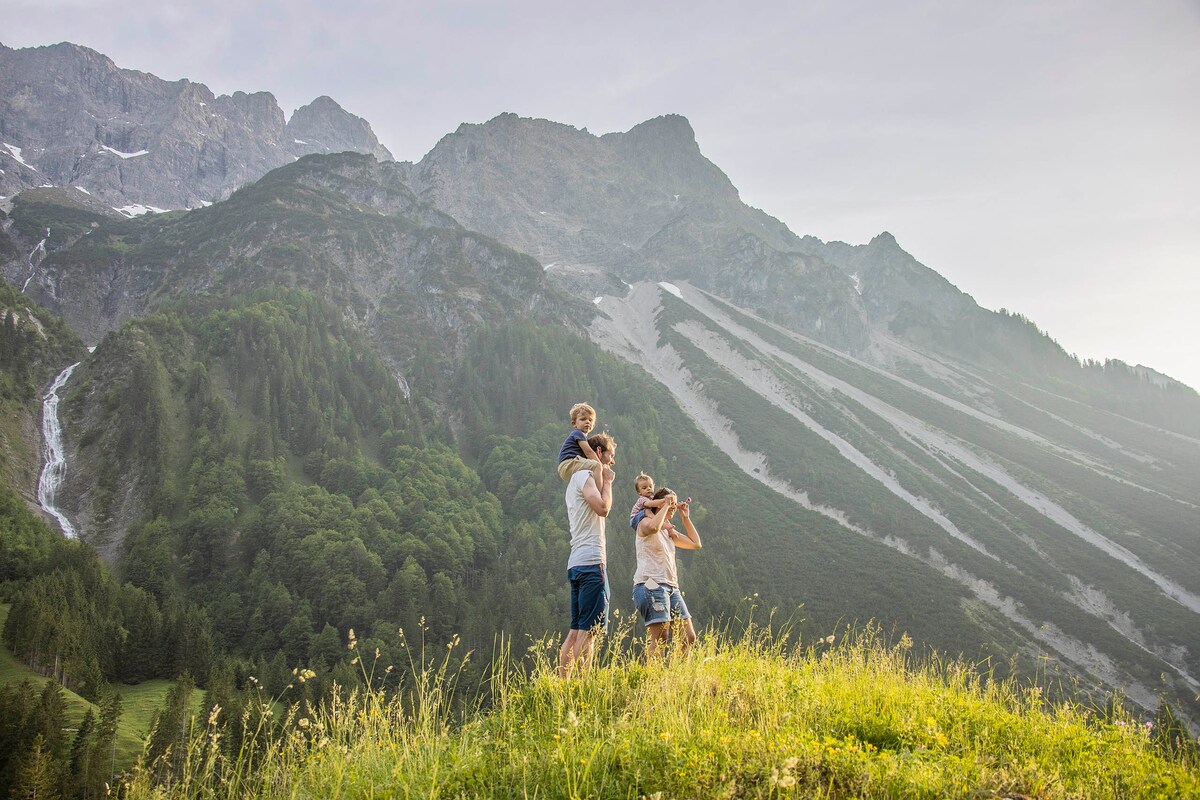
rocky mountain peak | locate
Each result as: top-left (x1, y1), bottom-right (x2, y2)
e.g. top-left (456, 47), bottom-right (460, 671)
top-left (285, 96), bottom-right (393, 162)
top-left (614, 113), bottom-right (699, 150)
top-left (0, 41), bottom-right (392, 212)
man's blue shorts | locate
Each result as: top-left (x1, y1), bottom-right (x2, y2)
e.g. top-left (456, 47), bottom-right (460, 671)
top-left (568, 564), bottom-right (610, 631)
top-left (633, 582), bottom-right (690, 626)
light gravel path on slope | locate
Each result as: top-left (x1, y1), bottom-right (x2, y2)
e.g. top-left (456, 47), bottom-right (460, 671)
top-left (675, 318), bottom-right (994, 557)
top-left (677, 284), bottom-right (1200, 616)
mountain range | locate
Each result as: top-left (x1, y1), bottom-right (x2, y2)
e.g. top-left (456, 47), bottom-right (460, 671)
top-left (0, 41), bottom-right (391, 213)
top-left (2, 41), bottom-right (1198, 725)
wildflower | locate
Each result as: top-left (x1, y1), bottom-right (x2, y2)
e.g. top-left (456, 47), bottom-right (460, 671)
top-left (352, 657), bottom-right (359, 665)
top-left (207, 705), bottom-right (222, 726)
top-left (298, 718), bottom-right (310, 728)
top-left (348, 629), bottom-right (358, 650)
top-left (660, 731), bottom-right (671, 741)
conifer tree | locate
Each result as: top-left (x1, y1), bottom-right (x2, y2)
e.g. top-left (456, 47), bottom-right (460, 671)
top-left (67, 708), bottom-right (95, 799)
top-left (10, 733), bottom-right (62, 800)
top-left (146, 673), bottom-right (196, 780)
top-left (88, 688), bottom-right (122, 796)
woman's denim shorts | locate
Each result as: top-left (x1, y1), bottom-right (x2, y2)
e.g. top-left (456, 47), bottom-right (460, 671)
top-left (633, 582), bottom-right (689, 626)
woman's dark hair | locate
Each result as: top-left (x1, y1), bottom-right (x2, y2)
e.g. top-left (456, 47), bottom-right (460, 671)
top-left (652, 487), bottom-right (674, 501)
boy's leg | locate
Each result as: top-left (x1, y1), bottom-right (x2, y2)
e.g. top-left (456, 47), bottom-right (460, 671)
top-left (558, 457), bottom-right (601, 482)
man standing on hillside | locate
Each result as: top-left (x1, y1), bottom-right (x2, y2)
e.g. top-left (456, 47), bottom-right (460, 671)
top-left (559, 432), bottom-right (616, 677)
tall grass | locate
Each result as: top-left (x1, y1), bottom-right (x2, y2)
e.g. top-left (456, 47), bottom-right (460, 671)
top-left (122, 615), bottom-right (1198, 799)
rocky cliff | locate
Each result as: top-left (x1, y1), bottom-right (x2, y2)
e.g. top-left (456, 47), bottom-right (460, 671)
top-left (0, 42), bottom-right (392, 212)
top-left (401, 113), bottom-right (872, 350)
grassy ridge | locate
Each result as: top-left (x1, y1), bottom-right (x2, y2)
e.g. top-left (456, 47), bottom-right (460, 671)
top-left (121, 621), bottom-right (1198, 800)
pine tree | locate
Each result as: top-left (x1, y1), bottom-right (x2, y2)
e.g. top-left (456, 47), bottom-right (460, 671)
top-left (146, 672), bottom-right (196, 780)
top-left (88, 688), bottom-right (122, 796)
top-left (67, 708), bottom-right (96, 799)
top-left (11, 733), bottom-right (62, 800)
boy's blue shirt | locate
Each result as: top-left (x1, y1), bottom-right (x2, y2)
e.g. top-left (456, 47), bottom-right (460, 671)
top-left (558, 428), bottom-right (587, 463)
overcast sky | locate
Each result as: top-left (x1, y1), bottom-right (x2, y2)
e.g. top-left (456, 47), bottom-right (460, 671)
top-left (6, 1), bottom-right (1199, 388)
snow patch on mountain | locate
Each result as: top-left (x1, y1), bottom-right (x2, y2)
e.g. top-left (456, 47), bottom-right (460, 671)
top-left (3, 143), bottom-right (35, 169)
top-left (101, 145), bottom-right (149, 159)
top-left (115, 204), bottom-right (169, 217)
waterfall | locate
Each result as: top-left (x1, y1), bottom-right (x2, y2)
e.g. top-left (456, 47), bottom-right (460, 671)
top-left (20, 229), bottom-right (49, 293)
top-left (38, 362), bottom-right (81, 538)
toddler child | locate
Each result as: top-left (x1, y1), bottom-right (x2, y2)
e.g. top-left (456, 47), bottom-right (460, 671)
top-left (557, 402), bottom-right (603, 481)
top-left (629, 472), bottom-right (673, 530)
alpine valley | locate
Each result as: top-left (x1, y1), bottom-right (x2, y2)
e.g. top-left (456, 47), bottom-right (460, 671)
top-left (2, 41), bottom-right (1199, 787)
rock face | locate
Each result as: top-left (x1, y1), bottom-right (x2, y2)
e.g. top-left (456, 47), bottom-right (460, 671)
top-left (0, 42), bottom-right (391, 212)
top-left (401, 113), bottom-right (872, 351)
top-left (286, 95), bottom-right (393, 162)
top-left (4, 152), bottom-right (569, 357)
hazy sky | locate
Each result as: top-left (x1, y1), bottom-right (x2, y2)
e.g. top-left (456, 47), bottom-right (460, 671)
top-left (6, 1), bottom-right (1199, 388)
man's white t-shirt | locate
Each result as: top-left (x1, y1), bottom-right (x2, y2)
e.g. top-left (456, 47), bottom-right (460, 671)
top-left (565, 469), bottom-right (606, 569)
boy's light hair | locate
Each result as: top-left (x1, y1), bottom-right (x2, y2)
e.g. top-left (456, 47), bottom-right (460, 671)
top-left (634, 472), bottom-right (653, 492)
top-left (569, 402), bottom-right (596, 423)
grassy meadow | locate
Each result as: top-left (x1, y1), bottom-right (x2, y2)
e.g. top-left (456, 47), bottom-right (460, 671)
top-left (0, 604), bottom-right (203, 769)
top-left (121, 618), bottom-right (1198, 800)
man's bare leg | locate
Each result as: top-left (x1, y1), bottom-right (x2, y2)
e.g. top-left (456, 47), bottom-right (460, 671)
top-left (559, 629), bottom-right (598, 677)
